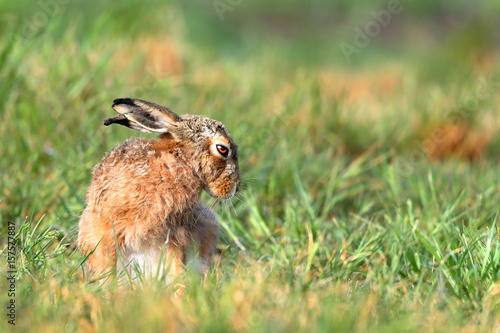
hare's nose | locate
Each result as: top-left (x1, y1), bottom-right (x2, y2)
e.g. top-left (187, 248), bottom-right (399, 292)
top-left (235, 183), bottom-right (240, 193)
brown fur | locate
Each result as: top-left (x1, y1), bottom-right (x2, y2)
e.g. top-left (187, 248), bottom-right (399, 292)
top-left (78, 98), bottom-right (240, 279)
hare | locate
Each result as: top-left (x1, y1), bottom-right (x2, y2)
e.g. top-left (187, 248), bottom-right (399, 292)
top-left (78, 98), bottom-right (240, 280)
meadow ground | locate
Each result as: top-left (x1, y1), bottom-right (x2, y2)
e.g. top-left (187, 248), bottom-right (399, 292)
top-left (1, 1), bottom-right (500, 332)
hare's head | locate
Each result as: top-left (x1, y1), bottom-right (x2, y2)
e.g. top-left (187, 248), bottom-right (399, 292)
top-left (104, 98), bottom-right (240, 199)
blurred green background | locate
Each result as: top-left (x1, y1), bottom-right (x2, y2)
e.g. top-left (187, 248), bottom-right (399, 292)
top-left (2, 0), bottom-right (499, 68)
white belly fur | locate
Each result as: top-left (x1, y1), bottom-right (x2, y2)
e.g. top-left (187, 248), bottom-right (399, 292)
top-left (116, 242), bottom-right (207, 283)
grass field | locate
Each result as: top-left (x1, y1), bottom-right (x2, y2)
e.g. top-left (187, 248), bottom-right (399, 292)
top-left (1, 0), bottom-right (500, 332)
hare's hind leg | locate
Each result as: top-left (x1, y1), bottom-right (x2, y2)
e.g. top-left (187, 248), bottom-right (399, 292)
top-left (78, 212), bottom-right (117, 277)
top-left (190, 204), bottom-right (220, 275)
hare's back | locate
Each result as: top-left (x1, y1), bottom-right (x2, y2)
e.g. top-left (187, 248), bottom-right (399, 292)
top-left (85, 138), bottom-right (158, 207)
top-left (93, 138), bottom-right (155, 181)
top-left (86, 137), bottom-right (201, 214)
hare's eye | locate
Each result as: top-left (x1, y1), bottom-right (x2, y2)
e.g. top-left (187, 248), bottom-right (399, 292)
top-left (216, 144), bottom-right (229, 157)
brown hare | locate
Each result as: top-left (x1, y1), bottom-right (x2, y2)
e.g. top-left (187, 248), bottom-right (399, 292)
top-left (78, 98), bottom-right (240, 281)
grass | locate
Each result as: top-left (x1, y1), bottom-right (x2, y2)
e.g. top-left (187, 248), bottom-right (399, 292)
top-left (1, 0), bottom-right (500, 331)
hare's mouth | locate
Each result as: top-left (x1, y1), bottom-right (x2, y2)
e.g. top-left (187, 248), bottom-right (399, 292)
top-left (204, 183), bottom-right (237, 200)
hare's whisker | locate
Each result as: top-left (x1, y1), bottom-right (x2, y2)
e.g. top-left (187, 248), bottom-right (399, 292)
top-left (211, 198), bottom-right (221, 210)
top-left (228, 199), bottom-right (237, 215)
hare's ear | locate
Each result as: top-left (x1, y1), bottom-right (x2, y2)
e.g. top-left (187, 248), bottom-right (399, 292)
top-left (104, 98), bottom-right (181, 133)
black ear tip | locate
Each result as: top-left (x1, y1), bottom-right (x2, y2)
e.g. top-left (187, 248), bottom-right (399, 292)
top-left (112, 98), bottom-right (134, 108)
top-left (104, 114), bottom-right (128, 126)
